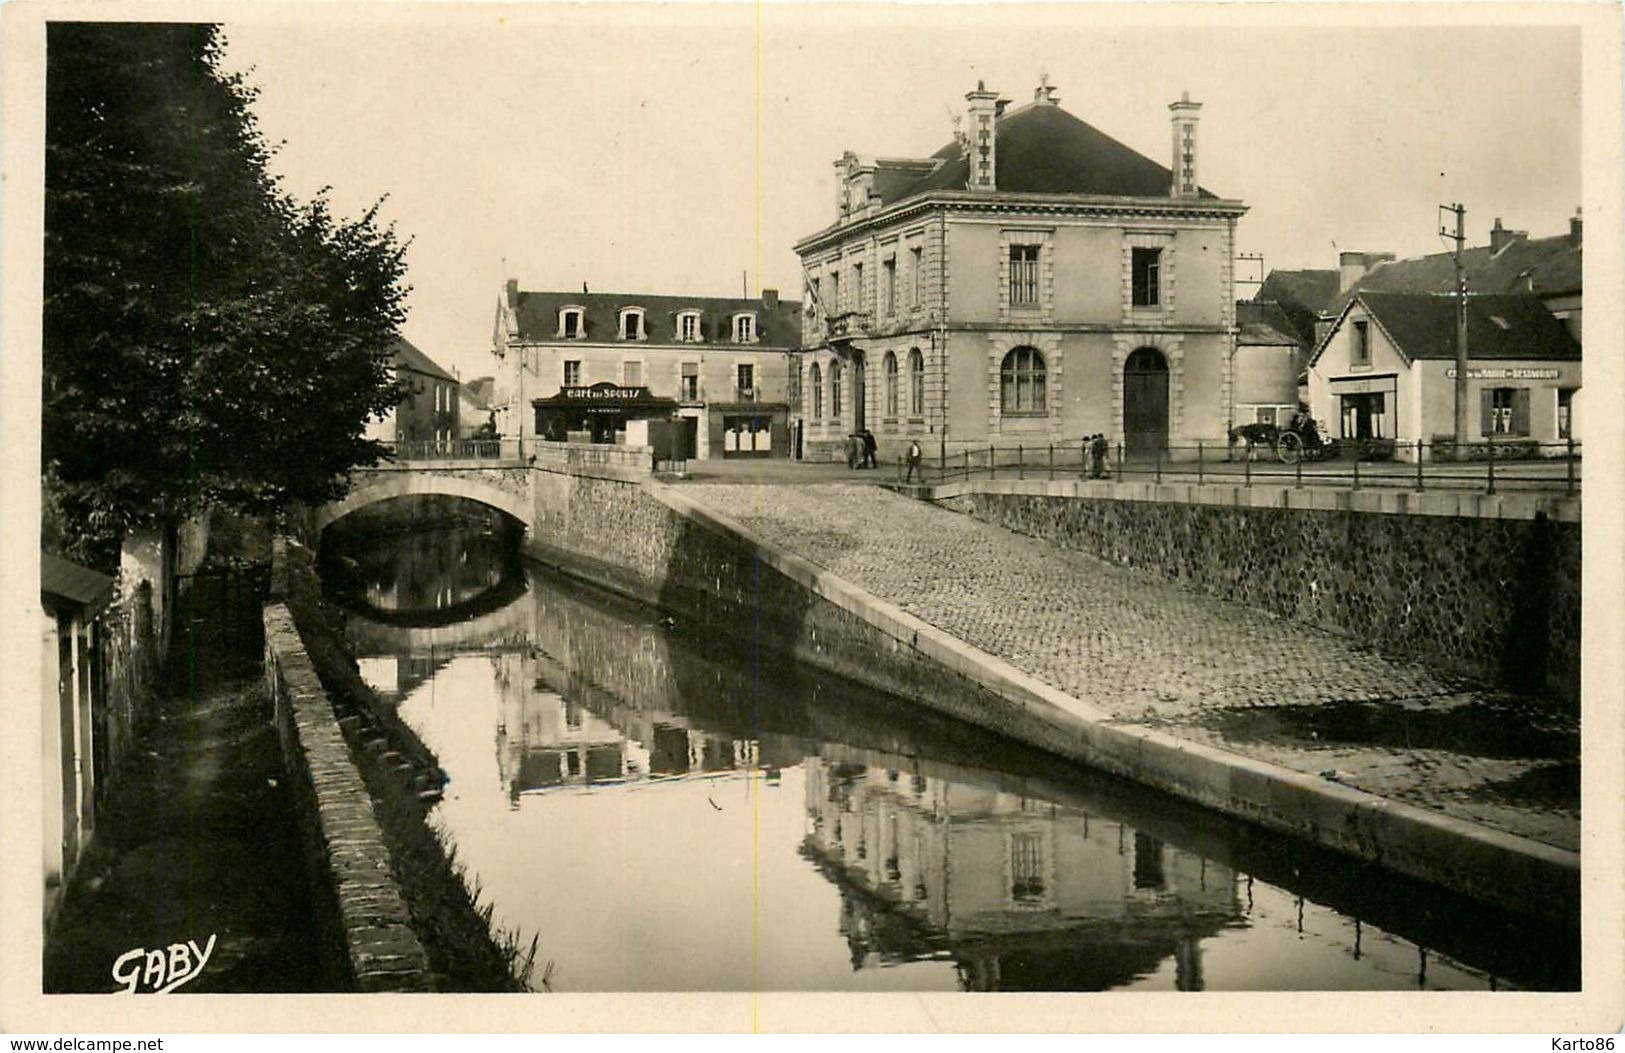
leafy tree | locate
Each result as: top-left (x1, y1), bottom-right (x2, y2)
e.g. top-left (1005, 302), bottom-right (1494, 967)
top-left (43, 23), bottom-right (408, 570)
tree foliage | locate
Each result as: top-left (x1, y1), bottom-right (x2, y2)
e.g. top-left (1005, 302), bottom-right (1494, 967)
top-left (44, 23), bottom-right (409, 568)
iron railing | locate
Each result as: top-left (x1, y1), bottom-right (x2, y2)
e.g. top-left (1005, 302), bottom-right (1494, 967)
top-left (894, 437), bottom-right (1582, 496)
top-left (383, 438), bottom-right (522, 462)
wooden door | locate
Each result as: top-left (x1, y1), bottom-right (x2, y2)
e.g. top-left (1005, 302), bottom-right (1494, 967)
top-left (1124, 348), bottom-right (1169, 457)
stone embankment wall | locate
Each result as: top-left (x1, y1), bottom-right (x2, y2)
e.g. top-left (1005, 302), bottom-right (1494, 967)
top-left (936, 485), bottom-right (1580, 704)
top-left (516, 461), bottom-right (1576, 921)
top-left (262, 602), bottom-right (433, 992)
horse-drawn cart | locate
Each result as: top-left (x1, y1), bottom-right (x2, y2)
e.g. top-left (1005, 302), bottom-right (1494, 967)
top-left (1229, 415), bottom-right (1340, 464)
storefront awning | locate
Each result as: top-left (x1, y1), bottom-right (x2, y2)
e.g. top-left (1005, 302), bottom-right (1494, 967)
top-left (532, 383), bottom-right (679, 419)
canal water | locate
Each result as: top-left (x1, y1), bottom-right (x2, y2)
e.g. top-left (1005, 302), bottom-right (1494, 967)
top-left (320, 511), bottom-right (1578, 993)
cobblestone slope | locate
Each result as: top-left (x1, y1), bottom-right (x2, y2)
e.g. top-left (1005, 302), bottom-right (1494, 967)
top-left (683, 482), bottom-right (1578, 851)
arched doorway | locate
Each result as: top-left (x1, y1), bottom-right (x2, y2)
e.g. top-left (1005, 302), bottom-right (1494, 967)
top-left (1124, 347), bottom-right (1169, 457)
top-left (851, 351), bottom-right (867, 432)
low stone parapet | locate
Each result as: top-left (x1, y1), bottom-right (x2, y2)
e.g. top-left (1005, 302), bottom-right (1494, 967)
top-left (262, 602), bottom-right (431, 992)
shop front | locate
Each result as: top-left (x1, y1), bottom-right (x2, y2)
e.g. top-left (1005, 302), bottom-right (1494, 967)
top-left (532, 383), bottom-right (679, 445)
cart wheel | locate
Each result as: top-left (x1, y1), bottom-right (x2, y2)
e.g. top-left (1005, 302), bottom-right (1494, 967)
top-left (1278, 432), bottom-right (1303, 464)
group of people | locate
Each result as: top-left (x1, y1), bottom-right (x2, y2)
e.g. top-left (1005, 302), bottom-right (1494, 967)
top-left (1085, 433), bottom-right (1112, 479)
top-left (845, 429), bottom-right (926, 483)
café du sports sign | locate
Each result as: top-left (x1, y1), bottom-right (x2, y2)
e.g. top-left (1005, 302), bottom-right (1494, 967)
top-left (533, 382), bottom-right (676, 416)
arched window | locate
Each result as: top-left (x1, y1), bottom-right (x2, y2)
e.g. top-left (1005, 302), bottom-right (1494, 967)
top-left (808, 363), bottom-right (823, 420)
top-left (831, 360), bottom-right (844, 419)
top-left (883, 352), bottom-right (899, 417)
top-left (908, 347), bottom-right (925, 417)
top-left (1000, 346), bottom-right (1046, 414)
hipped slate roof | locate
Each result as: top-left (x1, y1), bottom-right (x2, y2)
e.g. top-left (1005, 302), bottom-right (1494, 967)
top-left (895, 101), bottom-right (1220, 201)
top-left (391, 337), bottom-right (459, 384)
top-left (1315, 291), bottom-right (1581, 368)
top-left (1329, 233), bottom-right (1581, 316)
top-left (41, 553), bottom-right (114, 613)
top-left (510, 291), bottom-right (802, 350)
top-left (1235, 301), bottom-right (1304, 347)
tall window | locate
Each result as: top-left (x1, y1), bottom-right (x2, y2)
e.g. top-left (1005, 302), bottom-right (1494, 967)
top-left (733, 313), bottom-right (757, 343)
top-left (1131, 248), bottom-right (1161, 307)
top-left (1009, 245), bottom-right (1039, 306)
top-left (622, 360), bottom-right (643, 387)
top-left (1000, 346), bottom-right (1046, 414)
top-left (563, 360), bottom-right (581, 387)
top-left (831, 361), bottom-right (843, 418)
top-left (882, 257), bottom-right (897, 317)
top-left (1010, 832), bottom-right (1045, 904)
top-left (829, 271), bottom-right (840, 313)
top-left (1558, 388), bottom-right (1576, 440)
top-left (619, 308), bottom-right (644, 340)
top-left (1483, 387), bottom-right (1529, 437)
top-left (736, 363), bottom-right (755, 397)
top-left (808, 278), bottom-right (820, 320)
top-left (908, 348), bottom-right (925, 416)
top-left (559, 307), bottom-right (585, 338)
top-left (678, 311), bottom-right (702, 342)
top-left (910, 246), bottom-right (924, 308)
top-left (680, 362), bottom-right (699, 401)
top-left (1352, 320), bottom-right (1371, 367)
top-left (809, 363), bottom-right (823, 420)
top-left (883, 351), bottom-right (898, 417)
top-left (854, 262), bottom-right (865, 312)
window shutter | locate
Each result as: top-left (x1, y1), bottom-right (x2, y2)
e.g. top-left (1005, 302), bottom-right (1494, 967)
top-left (1480, 390), bottom-right (1494, 436)
top-left (1513, 388), bottom-right (1531, 436)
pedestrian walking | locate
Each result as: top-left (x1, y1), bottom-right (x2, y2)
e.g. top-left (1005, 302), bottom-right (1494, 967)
top-left (846, 433), bottom-right (862, 469)
top-left (861, 428), bottom-right (878, 470)
top-left (905, 439), bottom-right (923, 483)
top-left (1087, 433), bottom-right (1111, 479)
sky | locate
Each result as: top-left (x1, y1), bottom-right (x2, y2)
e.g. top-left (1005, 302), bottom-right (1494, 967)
top-left (219, 8), bottom-right (1581, 383)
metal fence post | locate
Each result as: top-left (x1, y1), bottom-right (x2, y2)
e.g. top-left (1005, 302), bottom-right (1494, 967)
top-left (1018, 443), bottom-right (1024, 480)
top-left (989, 444), bottom-right (995, 480)
top-left (1352, 449), bottom-right (1361, 490)
top-left (1295, 453), bottom-right (1302, 489)
top-left (1567, 436), bottom-right (1576, 495)
top-left (1244, 447), bottom-right (1251, 488)
top-left (1155, 444), bottom-right (1162, 484)
top-left (1197, 441), bottom-right (1204, 486)
top-left (1117, 443), bottom-right (1124, 481)
top-left (1048, 443), bottom-right (1054, 480)
top-left (1417, 440), bottom-right (1425, 491)
top-left (1487, 440), bottom-right (1496, 495)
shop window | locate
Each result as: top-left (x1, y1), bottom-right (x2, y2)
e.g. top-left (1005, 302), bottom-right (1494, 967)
top-left (1557, 387), bottom-right (1576, 440)
top-left (809, 363), bottom-right (823, 420)
top-left (1009, 244), bottom-right (1039, 307)
top-left (1340, 392), bottom-right (1388, 440)
top-left (563, 360), bottom-right (581, 387)
top-left (619, 308), bottom-right (645, 341)
top-left (1000, 346), bottom-right (1047, 415)
top-left (1482, 387), bottom-right (1530, 437)
top-left (1351, 320), bottom-right (1371, 367)
top-left (680, 362), bottom-right (699, 402)
top-left (1131, 248), bottom-right (1161, 307)
top-left (831, 361), bottom-right (843, 418)
top-left (558, 307), bottom-right (585, 339)
top-left (883, 352), bottom-right (898, 417)
top-left (908, 348), bottom-right (925, 417)
top-left (882, 257), bottom-right (897, 317)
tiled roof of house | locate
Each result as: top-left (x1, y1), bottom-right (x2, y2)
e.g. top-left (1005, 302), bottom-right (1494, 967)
top-left (895, 101), bottom-right (1220, 201)
top-left (1253, 269), bottom-right (1339, 346)
top-left (460, 376), bottom-right (495, 408)
top-left (1329, 232), bottom-right (1581, 316)
top-left (41, 553), bottom-right (114, 612)
top-left (391, 337), bottom-right (459, 384)
top-left (510, 291), bottom-right (802, 350)
top-left (1319, 291), bottom-right (1581, 367)
top-left (1235, 301), bottom-right (1303, 346)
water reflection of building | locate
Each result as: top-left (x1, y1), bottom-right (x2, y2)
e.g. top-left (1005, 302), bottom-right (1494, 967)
top-left (356, 655), bottom-right (455, 706)
top-left (802, 756), bottom-right (1240, 991)
top-left (341, 523), bottom-right (511, 613)
top-left (492, 648), bottom-right (782, 802)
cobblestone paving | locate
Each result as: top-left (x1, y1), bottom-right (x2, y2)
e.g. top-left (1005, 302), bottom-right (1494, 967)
top-left (684, 482), bottom-right (1579, 851)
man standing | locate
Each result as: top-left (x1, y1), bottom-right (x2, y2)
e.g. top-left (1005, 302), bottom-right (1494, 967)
top-left (860, 428), bottom-right (878, 470)
top-left (905, 438), bottom-right (923, 483)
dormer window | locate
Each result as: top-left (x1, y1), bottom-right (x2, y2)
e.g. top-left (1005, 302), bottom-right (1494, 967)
top-left (619, 308), bottom-right (645, 341)
top-left (558, 307), bottom-right (585, 339)
top-left (677, 310), bottom-right (703, 343)
top-left (732, 312), bottom-right (757, 343)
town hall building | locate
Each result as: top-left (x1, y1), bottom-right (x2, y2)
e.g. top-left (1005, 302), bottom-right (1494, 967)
top-left (794, 79), bottom-right (1248, 462)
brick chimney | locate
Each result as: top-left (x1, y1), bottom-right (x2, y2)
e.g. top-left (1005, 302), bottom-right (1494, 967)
top-left (762, 288), bottom-right (779, 311)
top-left (1489, 218), bottom-right (1527, 254)
top-left (964, 81), bottom-right (1000, 191)
top-left (1570, 208), bottom-right (1583, 247)
top-left (505, 278), bottom-right (519, 310)
top-left (1168, 91), bottom-right (1202, 198)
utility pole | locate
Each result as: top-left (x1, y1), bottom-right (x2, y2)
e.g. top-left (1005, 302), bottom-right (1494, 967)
top-left (1439, 203), bottom-right (1469, 445)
